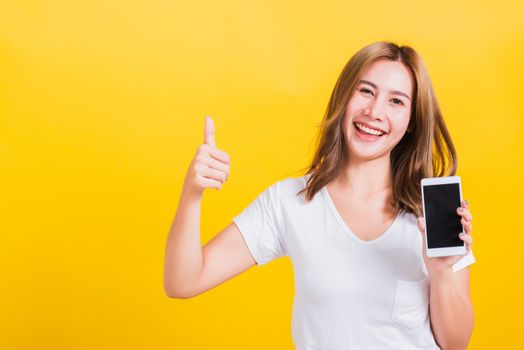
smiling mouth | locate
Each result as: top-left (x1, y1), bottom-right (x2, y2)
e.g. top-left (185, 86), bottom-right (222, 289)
top-left (353, 122), bottom-right (386, 136)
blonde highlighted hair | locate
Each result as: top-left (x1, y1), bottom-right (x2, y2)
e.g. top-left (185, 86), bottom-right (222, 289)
top-left (297, 41), bottom-right (457, 217)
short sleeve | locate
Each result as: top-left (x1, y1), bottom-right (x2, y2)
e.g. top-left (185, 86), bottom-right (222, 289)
top-left (232, 183), bottom-right (287, 266)
top-left (452, 250), bottom-right (476, 273)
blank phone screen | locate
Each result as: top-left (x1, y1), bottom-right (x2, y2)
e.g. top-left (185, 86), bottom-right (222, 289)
top-left (423, 183), bottom-right (463, 248)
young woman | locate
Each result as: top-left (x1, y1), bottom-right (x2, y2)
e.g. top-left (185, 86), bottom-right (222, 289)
top-left (164, 41), bottom-right (476, 349)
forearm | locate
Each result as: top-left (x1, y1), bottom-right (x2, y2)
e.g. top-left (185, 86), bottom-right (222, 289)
top-left (429, 269), bottom-right (474, 350)
top-left (163, 187), bottom-right (204, 298)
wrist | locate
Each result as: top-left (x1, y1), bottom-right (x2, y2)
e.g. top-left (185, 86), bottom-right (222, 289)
top-left (428, 265), bottom-right (454, 283)
top-left (180, 184), bottom-right (203, 203)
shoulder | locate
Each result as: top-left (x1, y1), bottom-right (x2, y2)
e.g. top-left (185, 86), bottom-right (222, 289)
top-left (274, 174), bottom-right (308, 191)
top-left (392, 210), bottom-right (421, 238)
top-left (399, 210), bottom-right (419, 226)
top-left (259, 175), bottom-right (309, 206)
top-left (272, 174), bottom-right (309, 198)
top-left (394, 210), bottom-right (425, 249)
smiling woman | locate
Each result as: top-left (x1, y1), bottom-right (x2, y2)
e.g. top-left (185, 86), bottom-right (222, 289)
top-left (164, 41), bottom-right (475, 350)
top-left (345, 60), bottom-right (413, 161)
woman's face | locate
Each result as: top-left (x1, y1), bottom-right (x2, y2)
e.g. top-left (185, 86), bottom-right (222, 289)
top-left (343, 59), bottom-right (414, 162)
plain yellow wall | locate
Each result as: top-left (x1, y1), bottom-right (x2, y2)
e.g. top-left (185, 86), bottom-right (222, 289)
top-left (1, 1), bottom-right (523, 349)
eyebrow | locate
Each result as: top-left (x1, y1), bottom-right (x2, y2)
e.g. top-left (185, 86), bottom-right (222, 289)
top-left (359, 80), bottom-right (411, 101)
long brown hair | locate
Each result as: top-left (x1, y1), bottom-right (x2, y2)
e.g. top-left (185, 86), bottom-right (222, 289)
top-left (296, 41), bottom-right (457, 217)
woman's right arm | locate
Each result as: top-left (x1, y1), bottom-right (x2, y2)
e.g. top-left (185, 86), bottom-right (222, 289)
top-left (163, 116), bottom-right (256, 299)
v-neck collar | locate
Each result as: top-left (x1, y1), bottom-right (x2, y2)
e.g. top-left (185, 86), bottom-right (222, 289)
top-left (321, 185), bottom-right (403, 244)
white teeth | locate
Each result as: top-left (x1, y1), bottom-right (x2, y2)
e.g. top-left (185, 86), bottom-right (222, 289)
top-left (355, 122), bottom-right (384, 136)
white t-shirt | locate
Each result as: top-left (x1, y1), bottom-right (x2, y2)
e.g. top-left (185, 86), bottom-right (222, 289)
top-left (232, 175), bottom-right (475, 350)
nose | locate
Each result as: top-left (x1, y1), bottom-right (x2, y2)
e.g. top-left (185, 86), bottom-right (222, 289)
top-left (364, 97), bottom-right (386, 120)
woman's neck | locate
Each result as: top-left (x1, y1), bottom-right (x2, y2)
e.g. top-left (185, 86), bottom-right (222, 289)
top-left (336, 154), bottom-right (393, 198)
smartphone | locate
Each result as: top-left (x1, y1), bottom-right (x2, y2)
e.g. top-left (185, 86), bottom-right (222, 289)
top-left (421, 176), bottom-right (466, 257)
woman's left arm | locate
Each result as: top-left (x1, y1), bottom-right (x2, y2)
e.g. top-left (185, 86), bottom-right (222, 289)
top-left (428, 265), bottom-right (474, 350)
top-left (417, 200), bottom-right (475, 350)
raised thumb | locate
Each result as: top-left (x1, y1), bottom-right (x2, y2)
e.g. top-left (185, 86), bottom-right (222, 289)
top-left (204, 115), bottom-right (216, 147)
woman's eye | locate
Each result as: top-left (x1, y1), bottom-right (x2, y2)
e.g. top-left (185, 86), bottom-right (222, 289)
top-left (391, 98), bottom-right (404, 106)
top-left (358, 88), bottom-right (404, 106)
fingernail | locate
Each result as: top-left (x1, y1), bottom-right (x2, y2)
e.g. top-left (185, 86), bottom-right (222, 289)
top-left (459, 232), bottom-right (465, 237)
top-left (458, 207), bottom-right (463, 212)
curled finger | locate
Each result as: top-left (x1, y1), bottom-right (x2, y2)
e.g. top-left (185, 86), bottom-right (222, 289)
top-left (459, 232), bottom-right (473, 252)
top-left (461, 218), bottom-right (473, 234)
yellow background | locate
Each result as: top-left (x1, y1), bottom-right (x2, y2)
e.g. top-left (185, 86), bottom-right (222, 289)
top-left (1, 0), bottom-right (522, 348)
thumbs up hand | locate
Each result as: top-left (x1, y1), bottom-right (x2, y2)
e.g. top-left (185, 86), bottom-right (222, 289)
top-left (183, 116), bottom-right (231, 196)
